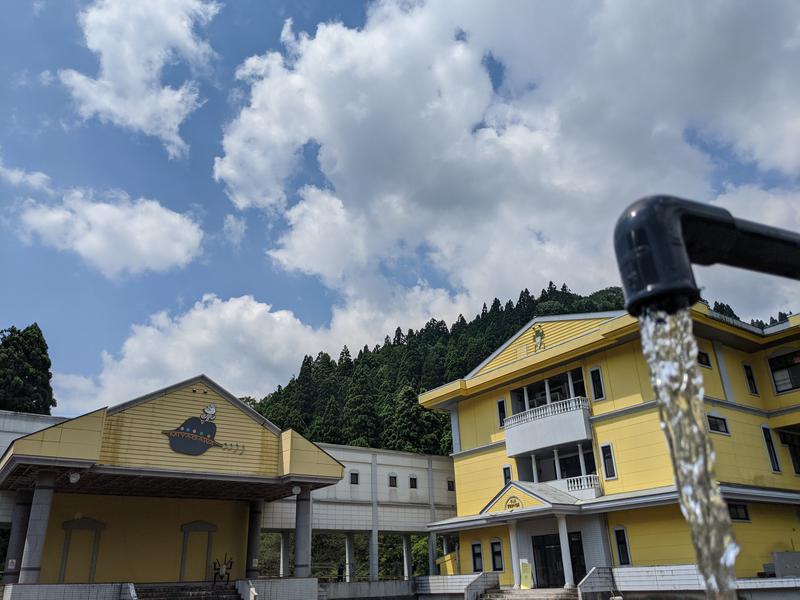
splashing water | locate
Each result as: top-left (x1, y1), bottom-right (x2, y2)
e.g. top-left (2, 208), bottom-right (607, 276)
top-left (639, 307), bottom-right (739, 599)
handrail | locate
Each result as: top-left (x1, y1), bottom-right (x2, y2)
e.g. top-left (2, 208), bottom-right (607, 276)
top-left (566, 474), bottom-right (600, 491)
top-left (504, 396), bottom-right (589, 429)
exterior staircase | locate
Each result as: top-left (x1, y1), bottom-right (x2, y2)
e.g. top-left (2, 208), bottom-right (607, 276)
top-left (480, 588), bottom-right (579, 600)
top-left (136, 583), bottom-right (241, 600)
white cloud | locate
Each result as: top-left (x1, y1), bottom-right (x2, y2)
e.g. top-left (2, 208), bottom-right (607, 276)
top-left (222, 214), bottom-right (246, 247)
top-left (19, 189), bottom-right (203, 278)
top-left (59, 0), bottom-right (220, 158)
top-left (0, 157), bottom-right (53, 193)
top-left (38, 70), bottom-right (55, 86)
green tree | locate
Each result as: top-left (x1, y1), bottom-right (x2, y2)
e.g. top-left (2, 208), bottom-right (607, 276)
top-left (0, 323), bottom-right (55, 414)
top-left (712, 301), bottom-right (740, 320)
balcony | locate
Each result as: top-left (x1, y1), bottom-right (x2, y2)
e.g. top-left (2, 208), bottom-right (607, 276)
top-left (548, 474), bottom-right (602, 500)
top-left (503, 396), bottom-right (592, 457)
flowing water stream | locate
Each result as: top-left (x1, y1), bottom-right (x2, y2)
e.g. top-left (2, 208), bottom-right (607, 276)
top-left (638, 307), bottom-right (739, 599)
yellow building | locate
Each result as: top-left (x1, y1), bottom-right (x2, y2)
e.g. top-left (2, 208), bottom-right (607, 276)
top-left (0, 375), bottom-right (343, 585)
top-left (420, 305), bottom-right (800, 589)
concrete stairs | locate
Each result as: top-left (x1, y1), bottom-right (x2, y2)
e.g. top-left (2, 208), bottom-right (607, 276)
top-left (136, 583), bottom-right (241, 600)
top-left (480, 588), bottom-right (579, 600)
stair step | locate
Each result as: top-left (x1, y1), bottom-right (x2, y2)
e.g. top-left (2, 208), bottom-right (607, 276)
top-left (136, 583), bottom-right (240, 600)
top-left (480, 589), bottom-right (579, 600)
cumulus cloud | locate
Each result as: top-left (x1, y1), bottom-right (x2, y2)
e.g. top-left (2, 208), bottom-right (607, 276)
top-left (222, 214), bottom-right (246, 247)
top-left (59, 0), bottom-right (220, 158)
top-left (0, 157), bottom-right (53, 193)
top-left (19, 189), bottom-right (203, 278)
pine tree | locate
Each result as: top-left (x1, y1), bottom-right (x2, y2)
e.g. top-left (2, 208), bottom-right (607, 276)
top-left (0, 324), bottom-right (55, 414)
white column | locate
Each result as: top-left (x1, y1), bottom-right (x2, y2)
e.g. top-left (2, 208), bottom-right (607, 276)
top-left (294, 487), bottom-right (313, 578)
top-left (402, 535), bottom-right (413, 580)
top-left (531, 454), bottom-right (539, 483)
top-left (523, 386), bottom-right (530, 411)
top-left (369, 529), bottom-right (379, 582)
top-left (567, 371), bottom-right (575, 398)
top-left (345, 533), bottom-right (356, 582)
top-left (554, 448), bottom-right (562, 480)
top-left (3, 490), bottom-right (32, 583)
top-left (443, 536), bottom-right (450, 555)
top-left (544, 379), bottom-right (552, 404)
top-left (509, 522), bottom-right (521, 589)
top-left (556, 514), bottom-right (575, 588)
top-left (19, 472), bottom-right (55, 584)
top-left (279, 531), bottom-right (290, 577)
top-left (578, 444), bottom-right (587, 477)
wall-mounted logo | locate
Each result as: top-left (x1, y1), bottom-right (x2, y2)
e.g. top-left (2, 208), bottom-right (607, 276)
top-left (505, 495), bottom-right (523, 511)
top-left (162, 404), bottom-right (245, 456)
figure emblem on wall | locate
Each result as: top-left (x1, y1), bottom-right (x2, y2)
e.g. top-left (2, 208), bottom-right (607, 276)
top-left (162, 404), bottom-right (245, 456)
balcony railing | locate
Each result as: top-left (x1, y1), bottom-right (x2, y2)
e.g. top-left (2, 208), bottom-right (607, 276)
top-left (565, 474), bottom-right (601, 492)
top-left (504, 396), bottom-right (589, 429)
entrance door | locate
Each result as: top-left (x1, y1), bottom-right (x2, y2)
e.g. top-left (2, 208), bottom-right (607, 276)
top-left (179, 521), bottom-right (216, 582)
top-left (532, 532), bottom-right (586, 587)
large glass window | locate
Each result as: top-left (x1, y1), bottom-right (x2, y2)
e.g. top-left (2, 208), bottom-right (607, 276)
top-left (559, 452), bottom-right (582, 478)
top-left (471, 543), bottom-right (483, 572)
top-left (570, 368), bottom-right (586, 397)
top-left (779, 431), bottom-right (800, 474)
top-left (601, 444), bottom-right (616, 479)
top-left (528, 380), bottom-right (548, 408)
top-left (584, 449), bottom-right (597, 475)
top-left (490, 540), bottom-right (504, 572)
top-left (763, 427), bottom-right (781, 472)
top-left (770, 351), bottom-right (800, 393)
top-left (548, 373), bottom-right (570, 402)
top-left (614, 528), bottom-right (631, 565)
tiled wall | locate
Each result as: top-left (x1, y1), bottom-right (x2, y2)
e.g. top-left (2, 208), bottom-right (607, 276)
top-left (2, 583), bottom-right (126, 600)
top-left (250, 578), bottom-right (318, 600)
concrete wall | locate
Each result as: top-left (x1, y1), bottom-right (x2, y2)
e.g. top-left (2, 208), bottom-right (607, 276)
top-left (321, 580), bottom-right (414, 599)
top-left (2, 583), bottom-right (127, 600)
top-left (250, 577), bottom-right (318, 600)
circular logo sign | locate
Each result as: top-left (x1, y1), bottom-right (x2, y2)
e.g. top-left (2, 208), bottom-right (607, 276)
top-left (505, 496), bottom-right (523, 511)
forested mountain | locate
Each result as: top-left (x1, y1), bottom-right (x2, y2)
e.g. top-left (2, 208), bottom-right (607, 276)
top-left (254, 284), bottom-right (625, 456)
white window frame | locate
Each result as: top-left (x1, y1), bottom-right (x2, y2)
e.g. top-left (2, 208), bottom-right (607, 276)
top-left (762, 425), bottom-right (781, 473)
top-left (613, 526), bottom-right (632, 566)
top-left (489, 538), bottom-right (505, 572)
top-left (706, 413), bottom-right (730, 436)
top-left (409, 474), bottom-right (418, 489)
top-left (388, 472), bottom-right (398, 488)
top-left (471, 541), bottom-right (483, 573)
top-left (697, 350), bottom-right (712, 369)
top-left (589, 366), bottom-right (606, 401)
top-left (600, 443), bottom-right (617, 480)
top-left (742, 363), bottom-right (759, 396)
top-left (727, 502), bottom-right (751, 522)
top-left (349, 470), bottom-right (360, 485)
top-left (502, 464), bottom-right (512, 486)
top-left (497, 398), bottom-right (507, 428)
top-left (768, 348), bottom-right (800, 395)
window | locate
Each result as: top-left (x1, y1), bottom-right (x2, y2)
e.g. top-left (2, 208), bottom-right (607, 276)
top-left (763, 426), bottom-right (781, 472)
top-left (728, 502), bottom-right (750, 522)
top-left (389, 474), bottom-right (398, 487)
top-left (570, 367), bottom-right (586, 398)
top-left (497, 399), bottom-right (507, 427)
top-left (707, 414), bottom-right (729, 435)
top-left (698, 351), bottom-right (712, 368)
top-left (447, 479), bottom-right (455, 492)
top-left (350, 471), bottom-right (359, 485)
top-left (769, 350), bottom-right (800, 393)
top-left (743, 364), bottom-right (759, 395)
top-left (779, 431), bottom-right (800, 475)
top-left (502, 465), bottom-right (512, 485)
top-left (471, 542), bottom-right (483, 572)
top-left (601, 444), bottom-right (616, 479)
top-left (590, 367), bottom-right (605, 401)
top-left (490, 540), bottom-right (504, 572)
top-left (409, 475), bottom-right (418, 489)
top-left (614, 528), bottom-right (631, 566)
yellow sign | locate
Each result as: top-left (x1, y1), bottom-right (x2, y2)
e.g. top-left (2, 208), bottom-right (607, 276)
top-left (520, 559), bottom-right (533, 589)
top-left (504, 495), bottom-right (523, 511)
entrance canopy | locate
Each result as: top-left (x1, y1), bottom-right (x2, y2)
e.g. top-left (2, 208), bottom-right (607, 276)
top-left (0, 375), bottom-right (343, 501)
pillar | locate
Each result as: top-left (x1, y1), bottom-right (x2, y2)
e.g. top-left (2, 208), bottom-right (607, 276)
top-left (556, 514), bottom-right (575, 588)
top-left (428, 532), bottom-right (437, 575)
top-left (294, 487), bottom-right (312, 578)
top-left (577, 444), bottom-right (587, 477)
top-left (443, 536), bottom-right (450, 555)
top-left (508, 522), bottom-right (521, 589)
top-left (279, 531), bottom-right (290, 577)
top-left (402, 535), bottom-right (413, 580)
top-left (531, 454), bottom-right (539, 483)
top-left (544, 379), bottom-right (551, 404)
top-left (369, 529), bottom-right (379, 581)
top-left (19, 472), bottom-right (55, 584)
top-left (345, 533), bottom-right (356, 582)
top-left (3, 490), bottom-right (33, 583)
top-left (245, 500), bottom-right (262, 578)
top-left (523, 386), bottom-right (530, 411)
top-left (567, 371), bottom-right (575, 398)
top-left (554, 448), bottom-right (562, 480)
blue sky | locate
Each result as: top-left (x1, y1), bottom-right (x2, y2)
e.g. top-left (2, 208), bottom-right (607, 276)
top-left (1, 1), bottom-right (799, 415)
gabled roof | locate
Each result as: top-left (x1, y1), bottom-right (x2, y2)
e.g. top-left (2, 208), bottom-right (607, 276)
top-left (466, 311), bottom-right (626, 379)
top-left (479, 480), bottom-right (578, 515)
top-left (108, 373), bottom-right (281, 435)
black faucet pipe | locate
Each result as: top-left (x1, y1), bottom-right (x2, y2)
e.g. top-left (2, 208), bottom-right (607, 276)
top-left (614, 195), bottom-right (800, 316)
